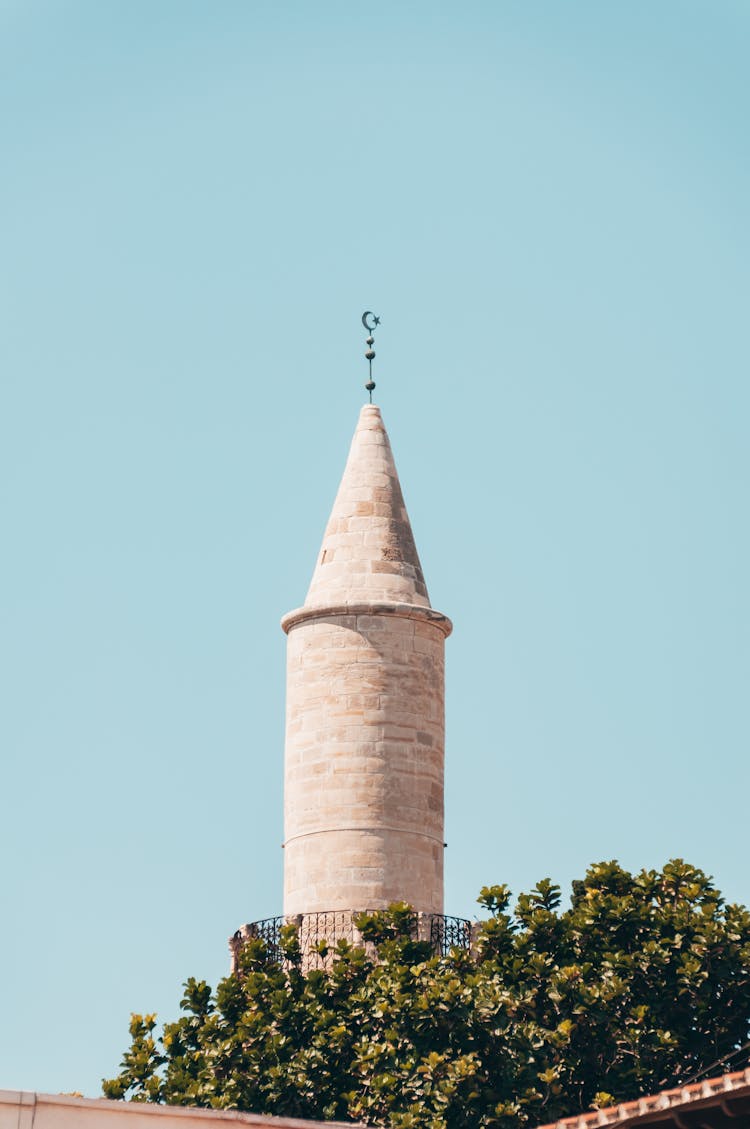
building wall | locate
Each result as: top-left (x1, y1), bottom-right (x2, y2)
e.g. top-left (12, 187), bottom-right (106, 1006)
top-left (0, 1090), bottom-right (365, 1129)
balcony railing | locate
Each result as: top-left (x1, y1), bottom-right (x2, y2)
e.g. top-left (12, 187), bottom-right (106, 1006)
top-left (230, 910), bottom-right (474, 971)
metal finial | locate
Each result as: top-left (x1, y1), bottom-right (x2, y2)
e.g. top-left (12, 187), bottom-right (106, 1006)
top-left (361, 311), bottom-right (381, 402)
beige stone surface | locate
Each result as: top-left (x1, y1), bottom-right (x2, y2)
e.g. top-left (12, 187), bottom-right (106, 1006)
top-left (0, 1090), bottom-right (364, 1129)
top-left (304, 405), bottom-right (431, 608)
top-left (281, 405), bottom-right (451, 919)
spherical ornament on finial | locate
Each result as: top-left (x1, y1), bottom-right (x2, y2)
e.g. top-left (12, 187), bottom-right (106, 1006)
top-left (361, 311), bottom-right (380, 403)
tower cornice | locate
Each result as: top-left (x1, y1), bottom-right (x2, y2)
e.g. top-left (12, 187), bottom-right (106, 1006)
top-left (281, 602), bottom-right (452, 637)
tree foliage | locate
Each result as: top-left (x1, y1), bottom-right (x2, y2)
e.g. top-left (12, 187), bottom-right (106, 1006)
top-left (103, 860), bottom-right (750, 1127)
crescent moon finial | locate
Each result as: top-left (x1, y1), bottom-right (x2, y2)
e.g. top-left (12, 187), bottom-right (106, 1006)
top-left (361, 311), bottom-right (381, 402)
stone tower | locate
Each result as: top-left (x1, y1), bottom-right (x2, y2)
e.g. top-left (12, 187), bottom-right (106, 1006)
top-left (281, 404), bottom-right (452, 921)
top-left (230, 396), bottom-right (467, 968)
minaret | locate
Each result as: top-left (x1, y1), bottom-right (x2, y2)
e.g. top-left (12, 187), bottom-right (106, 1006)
top-left (280, 319), bottom-right (452, 923)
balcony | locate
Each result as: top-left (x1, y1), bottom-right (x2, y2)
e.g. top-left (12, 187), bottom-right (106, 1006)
top-left (230, 910), bottom-right (474, 971)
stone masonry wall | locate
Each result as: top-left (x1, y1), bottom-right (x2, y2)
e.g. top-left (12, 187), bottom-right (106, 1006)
top-left (283, 606), bottom-right (448, 916)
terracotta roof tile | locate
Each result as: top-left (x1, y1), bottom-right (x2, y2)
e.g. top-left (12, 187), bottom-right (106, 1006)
top-left (533, 1068), bottom-right (750, 1129)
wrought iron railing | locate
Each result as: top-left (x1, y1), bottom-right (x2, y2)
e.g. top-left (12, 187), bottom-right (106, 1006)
top-left (230, 910), bottom-right (474, 971)
top-left (237, 915), bottom-right (284, 963)
top-left (429, 912), bottom-right (473, 955)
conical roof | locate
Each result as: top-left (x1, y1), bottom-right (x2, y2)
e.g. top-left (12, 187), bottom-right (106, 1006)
top-left (304, 404), bottom-right (431, 608)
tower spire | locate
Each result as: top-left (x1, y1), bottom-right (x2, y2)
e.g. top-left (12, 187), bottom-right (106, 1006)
top-left (303, 404), bottom-right (430, 609)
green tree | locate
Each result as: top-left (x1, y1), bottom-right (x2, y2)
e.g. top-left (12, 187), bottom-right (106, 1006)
top-left (103, 860), bottom-right (750, 1127)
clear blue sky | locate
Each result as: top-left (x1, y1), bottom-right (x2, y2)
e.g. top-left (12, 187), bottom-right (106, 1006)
top-left (1, 0), bottom-right (748, 1100)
